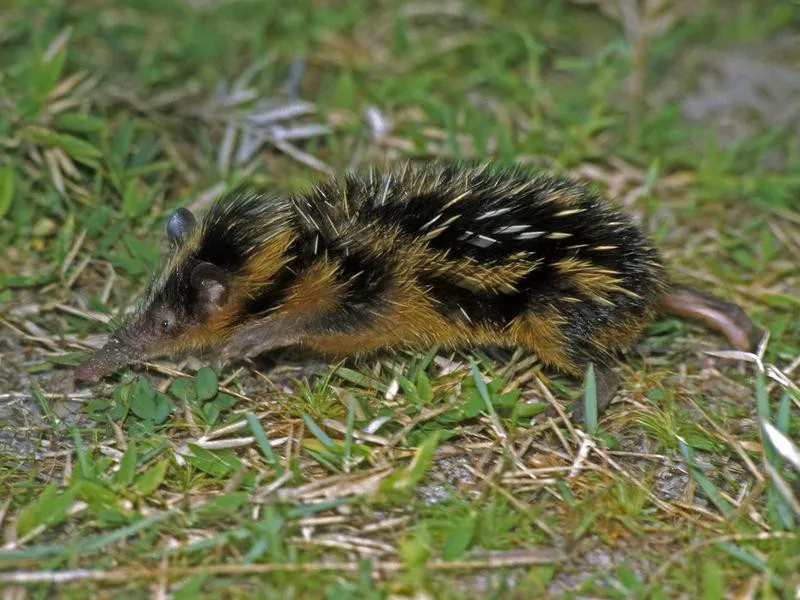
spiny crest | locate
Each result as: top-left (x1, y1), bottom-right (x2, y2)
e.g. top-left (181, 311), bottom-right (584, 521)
top-left (139, 189), bottom-right (292, 313)
top-left (280, 162), bottom-right (666, 308)
top-left (199, 188), bottom-right (293, 270)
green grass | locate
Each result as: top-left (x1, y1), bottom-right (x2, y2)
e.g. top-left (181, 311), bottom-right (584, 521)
top-left (1, 0), bottom-right (799, 597)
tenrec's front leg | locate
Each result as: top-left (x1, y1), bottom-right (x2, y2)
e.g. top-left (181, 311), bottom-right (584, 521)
top-left (542, 363), bottom-right (620, 424)
top-left (567, 364), bottom-right (620, 424)
top-left (218, 322), bottom-right (300, 363)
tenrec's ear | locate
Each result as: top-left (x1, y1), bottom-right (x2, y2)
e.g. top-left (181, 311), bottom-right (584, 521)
top-left (167, 207), bottom-right (197, 247)
top-left (190, 262), bottom-right (229, 310)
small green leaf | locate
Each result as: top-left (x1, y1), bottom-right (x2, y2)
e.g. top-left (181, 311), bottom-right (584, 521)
top-left (172, 575), bottom-right (209, 600)
top-left (194, 492), bottom-right (249, 519)
top-left (730, 248), bottom-right (758, 271)
top-left (123, 235), bottom-right (158, 270)
top-left (112, 120), bottom-right (135, 162)
top-left (461, 387), bottom-right (484, 419)
top-left (201, 402), bottom-right (221, 426)
top-left (416, 372), bottom-right (433, 404)
top-left (195, 367), bottom-right (218, 401)
top-left (54, 213), bottom-right (75, 263)
top-left (97, 220), bottom-right (125, 254)
top-left (343, 394), bottom-right (356, 467)
top-left (169, 377), bottom-right (196, 403)
top-left (246, 412), bottom-right (281, 469)
top-left (57, 112), bottom-right (104, 133)
top-left (392, 13), bottom-right (409, 55)
top-left (15, 487), bottom-right (49, 536)
top-left (122, 178), bottom-right (151, 219)
top-left (212, 393), bottom-right (237, 410)
top-left (755, 373), bottom-right (769, 421)
top-left (760, 292), bottom-right (800, 310)
top-left (776, 391), bottom-right (790, 433)
top-left (381, 431), bottom-right (440, 497)
top-left (573, 508), bottom-right (600, 539)
top-left (115, 442), bottom-right (138, 486)
top-left (153, 392), bottom-right (172, 424)
top-left (513, 402), bottom-right (549, 419)
top-left (717, 542), bottom-right (784, 589)
top-left (679, 436), bottom-right (733, 516)
top-left (469, 360), bottom-right (495, 415)
top-left (305, 448), bottom-right (342, 473)
top-left (286, 498), bottom-right (356, 519)
top-left (130, 377), bottom-right (156, 420)
top-left (616, 564), bottom-right (644, 592)
top-left (39, 485), bottom-right (79, 527)
top-left (71, 427), bottom-right (91, 477)
top-left (442, 512), bottom-right (477, 560)
top-left (76, 480), bottom-right (119, 509)
top-left (335, 367), bottom-right (387, 393)
top-left (23, 128), bottom-right (102, 159)
top-left (302, 413), bottom-right (335, 448)
top-left (29, 47), bottom-right (67, 105)
top-left (16, 483), bottom-right (79, 537)
top-left (583, 363), bottom-right (598, 435)
top-left (557, 481), bottom-right (576, 507)
top-left (399, 525), bottom-right (431, 571)
top-left (496, 386), bottom-right (521, 410)
top-left (134, 459), bottom-right (169, 496)
top-left (110, 254), bottom-right (144, 277)
top-left (261, 504), bottom-right (287, 562)
top-left (701, 560), bottom-right (724, 600)
top-left (0, 165), bottom-right (15, 219)
top-left (186, 444), bottom-right (242, 477)
top-left (333, 70), bottom-right (356, 109)
top-left (681, 431), bottom-right (723, 453)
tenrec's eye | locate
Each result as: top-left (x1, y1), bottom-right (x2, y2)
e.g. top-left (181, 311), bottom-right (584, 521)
top-left (161, 319), bottom-right (170, 330)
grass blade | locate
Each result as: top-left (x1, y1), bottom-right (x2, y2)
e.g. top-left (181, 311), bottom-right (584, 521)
top-left (246, 412), bottom-right (284, 474)
top-left (583, 363), bottom-right (598, 436)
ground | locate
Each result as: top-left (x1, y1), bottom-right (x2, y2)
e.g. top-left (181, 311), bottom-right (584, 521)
top-left (1, 0), bottom-right (799, 598)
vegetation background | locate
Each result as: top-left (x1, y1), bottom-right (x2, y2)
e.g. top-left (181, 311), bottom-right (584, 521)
top-left (1, 0), bottom-right (798, 597)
